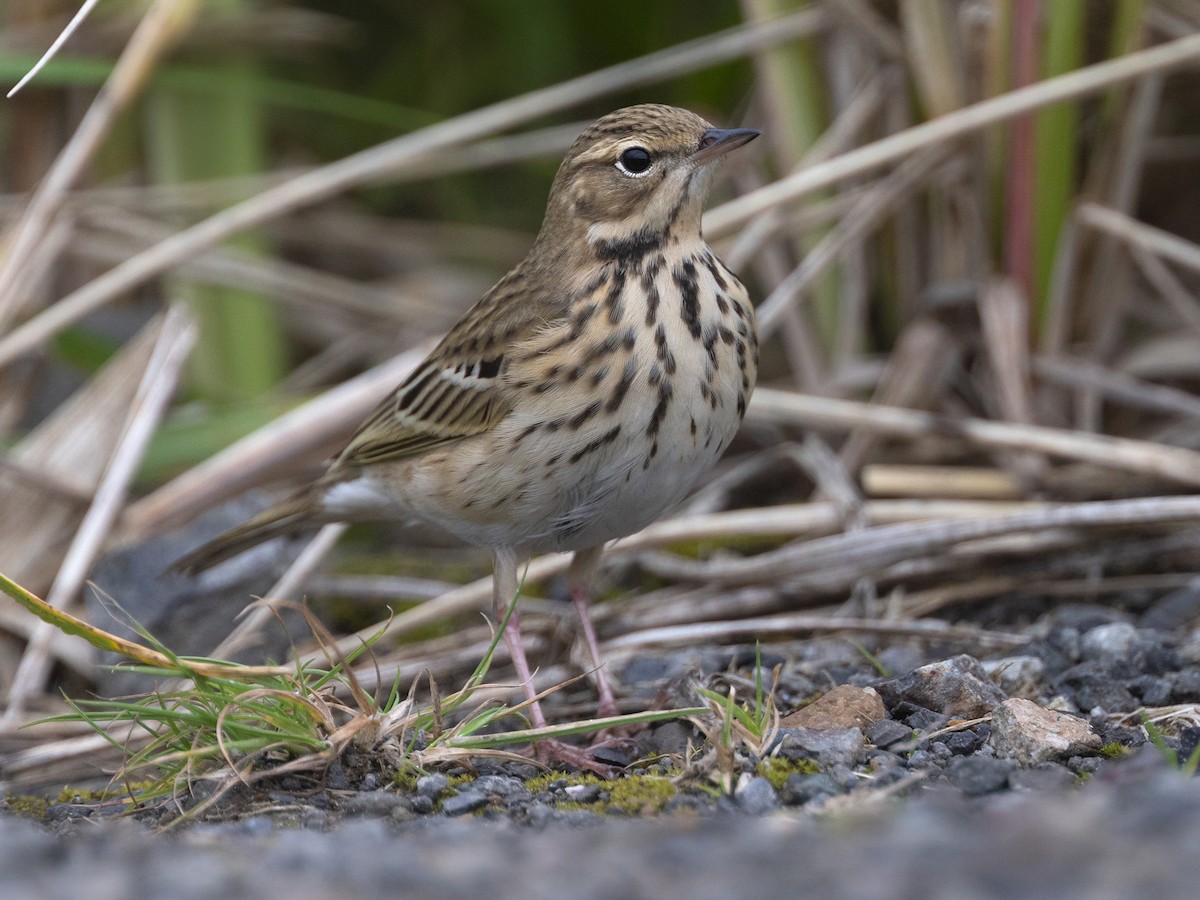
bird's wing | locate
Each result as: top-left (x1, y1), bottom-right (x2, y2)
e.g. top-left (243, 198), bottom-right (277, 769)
top-left (331, 269), bottom-right (565, 471)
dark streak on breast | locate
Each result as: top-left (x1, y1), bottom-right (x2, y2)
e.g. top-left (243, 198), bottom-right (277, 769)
top-left (568, 424), bottom-right (622, 465)
top-left (674, 258), bottom-right (702, 339)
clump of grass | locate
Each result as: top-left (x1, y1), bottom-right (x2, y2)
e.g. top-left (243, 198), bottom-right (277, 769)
top-left (1139, 709), bottom-right (1200, 777)
top-left (690, 643), bottom-right (781, 794)
top-left (0, 571), bottom-right (703, 824)
top-left (37, 601), bottom-right (527, 822)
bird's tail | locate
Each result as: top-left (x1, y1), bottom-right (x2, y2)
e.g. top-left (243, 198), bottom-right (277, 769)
top-left (171, 494), bottom-right (319, 575)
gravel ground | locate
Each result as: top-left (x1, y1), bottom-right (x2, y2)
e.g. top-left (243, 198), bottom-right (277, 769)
top-left (5, 598), bottom-right (1200, 897)
top-left (3, 757), bottom-right (1200, 900)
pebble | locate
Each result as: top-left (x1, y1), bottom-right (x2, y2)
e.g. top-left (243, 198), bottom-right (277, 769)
top-left (865, 718), bottom-right (913, 748)
top-left (416, 774), bottom-right (449, 799)
top-left (441, 792), bottom-right (490, 817)
top-left (990, 699), bottom-right (1103, 765)
top-left (472, 775), bottom-right (528, 799)
top-left (1171, 669), bottom-right (1200, 700)
top-left (1080, 623), bottom-right (1141, 661)
top-left (340, 792), bottom-right (410, 818)
top-left (876, 655), bottom-right (1007, 718)
top-left (639, 720), bottom-right (691, 756)
top-left (779, 685), bottom-right (886, 730)
top-left (775, 727), bottom-right (865, 768)
top-left (906, 749), bottom-right (942, 770)
top-left (780, 773), bottom-right (842, 806)
top-left (901, 706), bottom-right (945, 731)
top-left (1055, 661), bottom-right (1139, 713)
top-left (982, 655), bottom-right (1046, 695)
top-left (409, 796), bottom-right (435, 815)
top-left (1131, 675), bottom-right (1173, 706)
top-left (947, 756), bottom-right (1014, 796)
top-left (943, 730), bottom-right (985, 755)
top-left (735, 777), bottom-right (779, 815)
top-left (564, 784), bottom-right (602, 803)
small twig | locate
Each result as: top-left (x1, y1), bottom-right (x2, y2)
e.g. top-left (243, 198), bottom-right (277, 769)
top-left (756, 145), bottom-right (946, 338)
top-left (636, 495), bottom-right (1200, 587)
top-left (605, 613), bottom-right (1026, 652)
top-left (1077, 202), bottom-right (1200, 276)
top-left (1033, 355), bottom-right (1200, 422)
top-left (749, 388), bottom-right (1200, 487)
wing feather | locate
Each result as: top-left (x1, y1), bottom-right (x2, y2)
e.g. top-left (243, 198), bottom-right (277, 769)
top-left (329, 264), bottom-right (569, 473)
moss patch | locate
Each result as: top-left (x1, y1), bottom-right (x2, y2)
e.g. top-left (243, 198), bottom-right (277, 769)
top-left (757, 756), bottom-right (821, 791)
top-left (606, 776), bottom-right (676, 814)
top-left (524, 772), bottom-right (678, 815)
top-left (5, 794), bottom-right (50, 822)
top-left (1099, 741), bottom-right (1132, 760)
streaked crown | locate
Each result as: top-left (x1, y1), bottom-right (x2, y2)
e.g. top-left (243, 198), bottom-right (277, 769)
top-left (535, 104), bottom-right (759, 261)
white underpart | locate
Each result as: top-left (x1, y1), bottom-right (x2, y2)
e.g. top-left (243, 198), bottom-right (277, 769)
top-left (322, 477), bottom-right (406, 519)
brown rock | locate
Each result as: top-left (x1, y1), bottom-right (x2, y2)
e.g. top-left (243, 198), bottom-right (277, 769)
top-left (781, 684), bottom-right (887, 730)
top-left (990, 698), bottom-right (1103, 765)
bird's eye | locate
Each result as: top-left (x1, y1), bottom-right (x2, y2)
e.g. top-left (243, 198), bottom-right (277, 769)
top-left (615, 146), bottom-right (653, 177)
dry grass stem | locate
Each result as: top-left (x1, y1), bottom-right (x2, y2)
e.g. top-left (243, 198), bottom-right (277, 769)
top-left (3, 307), bottom-right (197, 718)
top-left (749, 388), bottom-right (1200, 488)
top-left (121, 346), bottom-right (429, 539)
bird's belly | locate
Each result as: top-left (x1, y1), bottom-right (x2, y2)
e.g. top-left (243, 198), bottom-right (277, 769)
top-left (499, 330), bottom-right (747, 553)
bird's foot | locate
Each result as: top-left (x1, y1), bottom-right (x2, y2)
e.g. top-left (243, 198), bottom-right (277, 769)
top-left (531, 738), bottom-right (624, 778)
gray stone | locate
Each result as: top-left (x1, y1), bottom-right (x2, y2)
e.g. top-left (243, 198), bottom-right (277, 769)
top-left (780, 773), bottom-right (842, 805)
top-left (734, 776), bottom-right (779, 815)
top-left (982, 655), bottom-right (1046, 695)
top-left (415, 773), bottom-right (449, 799)
top-left (875, 655), bottom-right (1007, 717)
top-left (440, 792), bottom-right (489, 817)
top-left (865, 718), bottom-right (913, 748)
top-left (340, 792), bottom-right (409, 818)
top-left (947, 756), bottom-right (1014, 796)
top-left (471, 775), bottom-right (528, 799)
top-left (1080, 623), bottom-right (1141, 661)
top-left (564, 784), bottom-right (602, 803)
top-left (776, 727), bottom-right (866, 768)
top-left (639, 720), bottom-right (691, 756)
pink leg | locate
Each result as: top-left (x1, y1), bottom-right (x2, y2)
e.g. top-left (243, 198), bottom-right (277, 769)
top-left (568, 546), bottom-right (623, 720)
top-left (492, 548), bottom-right (617, 776)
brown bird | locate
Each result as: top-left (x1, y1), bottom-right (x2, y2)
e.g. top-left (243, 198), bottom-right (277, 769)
top-left (176, 104), bottom-right (759, 771)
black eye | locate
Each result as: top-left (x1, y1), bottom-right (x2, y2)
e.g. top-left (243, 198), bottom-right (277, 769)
top-left (616, 146), bottom-right (653, 176)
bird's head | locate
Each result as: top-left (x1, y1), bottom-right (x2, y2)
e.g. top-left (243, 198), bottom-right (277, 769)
top-left (537, 104), bottom-right (759, 263)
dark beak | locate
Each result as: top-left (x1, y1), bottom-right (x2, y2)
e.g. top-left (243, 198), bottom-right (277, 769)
top-left (691, 127), bottom-right (760, 165)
